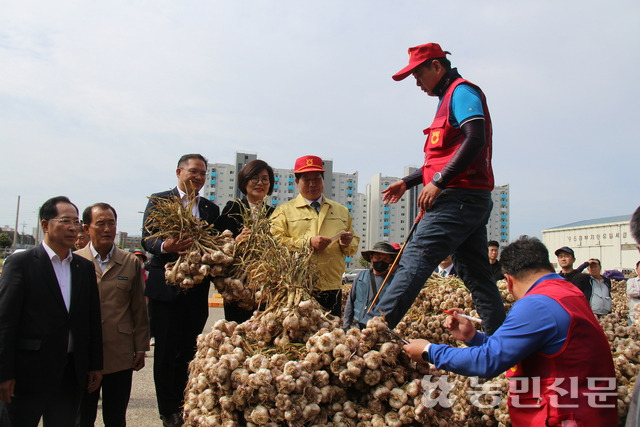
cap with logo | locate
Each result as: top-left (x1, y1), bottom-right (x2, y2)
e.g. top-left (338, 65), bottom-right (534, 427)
top-left (392, 43), bottom-right (451, 82)
top-left (294, 155), bottom-right (325, 174)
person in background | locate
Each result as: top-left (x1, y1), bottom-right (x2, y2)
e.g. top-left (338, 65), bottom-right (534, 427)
top-left (365, 43), bottom-right (505, 333)
top-left (555, 246), bottom-right (592, 300)
top-left (627, 260), bottom-right (640, 324)
top-left (488, 240), bottom-right (504, 281)
top-left (0, 196), bottom-right (102, 426)
top-left (132, 250), bottom-right (152, 346)
top-left (626, 205), bottom-right (640, 427)
top-left (75, 229), bottom-right (90, 250)
top-left (585, 258), bottom-right (612, 316)
top-left (216, 159), bottom-right (275, 323)
top-left (142, 154), bottom-right (219, 427)
top-left (343, 242), bottom-right (398, 328)
top-left (437, 255), bottom-right (457, 277)
top-left (270, 155), bottom-right (359, 316)
top-left (75, 203), bottom-right (149, 427)
top-left (404, 236), bottom-right (617, 425)
top-left (132, 250), bottom-right (149, 283)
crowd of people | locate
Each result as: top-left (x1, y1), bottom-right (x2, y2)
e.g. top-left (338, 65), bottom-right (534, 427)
top-left (0, 41), bottom-right (638, 427)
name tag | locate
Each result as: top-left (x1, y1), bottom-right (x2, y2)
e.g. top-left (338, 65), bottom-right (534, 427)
top-left (118, 276), bottom-right (129, 280)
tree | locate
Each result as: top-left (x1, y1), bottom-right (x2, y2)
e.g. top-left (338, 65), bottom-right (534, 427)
top-left (358, 256), bottom-right (370, 269)
top-left (0, 233), bottom-right (12, 249)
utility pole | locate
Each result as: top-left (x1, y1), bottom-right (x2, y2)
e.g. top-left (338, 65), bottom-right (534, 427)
top-left (13, 196), bottom-right (20, 250)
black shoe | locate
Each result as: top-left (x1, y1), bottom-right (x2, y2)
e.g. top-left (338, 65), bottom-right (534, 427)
top-left (160, 412), bottom-right (183, 427)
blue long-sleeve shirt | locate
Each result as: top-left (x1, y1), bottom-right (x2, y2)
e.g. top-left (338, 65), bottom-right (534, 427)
top-left (428, 273), bottom-right (571, 378)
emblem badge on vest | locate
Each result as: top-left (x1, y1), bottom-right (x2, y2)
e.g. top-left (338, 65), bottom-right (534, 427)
top-left (431, 130), bottom-right (441, 144)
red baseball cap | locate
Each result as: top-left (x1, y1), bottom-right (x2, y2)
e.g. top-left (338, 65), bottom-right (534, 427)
top-left (294, 155), bottom-right (325, 174)
top-left (132, 250), bottom-right (148, 262)
top-left (392, 43), bottom-right (451, 81)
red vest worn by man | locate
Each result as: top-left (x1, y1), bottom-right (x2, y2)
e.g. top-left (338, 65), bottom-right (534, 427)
top-left (422, 78), bottom-right (494, 190)
top-left (506, 278), bottom-right (617, 426)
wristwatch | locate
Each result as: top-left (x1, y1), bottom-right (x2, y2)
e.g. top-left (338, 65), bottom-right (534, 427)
top-left (432, 172), bottom-right (443, 185)
top-left (421, 342), bottom-right (432, 362)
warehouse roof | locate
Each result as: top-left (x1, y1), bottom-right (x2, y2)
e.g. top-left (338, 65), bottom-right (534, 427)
top-left (544, 215), bottom-right (632, 231)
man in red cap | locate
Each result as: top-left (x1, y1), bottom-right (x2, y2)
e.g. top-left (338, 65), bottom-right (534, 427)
top-left (364, 43), bottom-right (506, 334)
top-left (270, 155), bottom-right (359, 316)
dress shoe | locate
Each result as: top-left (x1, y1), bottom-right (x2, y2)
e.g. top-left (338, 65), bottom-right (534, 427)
top-left (160, 412), bottom-right (183, 427)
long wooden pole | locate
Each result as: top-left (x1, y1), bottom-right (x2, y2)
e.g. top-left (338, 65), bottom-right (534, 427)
top-left (12, 195), bottom-right (20, 249)
top-left (366, 209), bottom-right (424, 314)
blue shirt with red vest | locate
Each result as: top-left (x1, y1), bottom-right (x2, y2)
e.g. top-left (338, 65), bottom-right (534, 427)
top-left (402, 74), bottom-right (494, 191)
top-left (427, 273), bottom-right (617, 425)
top-left (428, 273), bottom-right (571, 377)
top-left (449, 84), bottom-right (485, 127)
top-left (421, 76), bottom-right (494, 190)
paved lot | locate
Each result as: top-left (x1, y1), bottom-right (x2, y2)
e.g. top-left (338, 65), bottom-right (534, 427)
top-left (92, 306), bottom-right (225, 427)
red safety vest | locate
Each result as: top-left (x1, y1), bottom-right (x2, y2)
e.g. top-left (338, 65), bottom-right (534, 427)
top-left (506, 278), bottom-right (617, 426)
top-left (422, 78), bottom-right (494, 190)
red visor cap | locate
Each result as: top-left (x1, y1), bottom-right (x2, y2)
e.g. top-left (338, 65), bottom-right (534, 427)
top-left (392, 43), bottom-right (451, 81)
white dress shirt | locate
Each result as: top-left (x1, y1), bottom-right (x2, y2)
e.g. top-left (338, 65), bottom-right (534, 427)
top-left (42, 242), bottom-right (74, 351)
top-left (90, 242), bottom-right (115, 272)
top-left (438, 264), bottom-right (455, 277)
top-left (42, 242), bottom-right (72, 311)
top-left (177, 187), bottom-right (200, 219)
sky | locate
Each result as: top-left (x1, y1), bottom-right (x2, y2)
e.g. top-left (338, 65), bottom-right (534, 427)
top-left (1, 1), bottom-right (639, 241)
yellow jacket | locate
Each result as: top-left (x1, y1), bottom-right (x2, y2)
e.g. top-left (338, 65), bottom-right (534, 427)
top-left (270, 194), bottom-right (359, 291)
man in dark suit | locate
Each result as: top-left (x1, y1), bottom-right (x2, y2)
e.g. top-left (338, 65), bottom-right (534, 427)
top-left (0, 196), bottom-right (103, 426)
top-left (142, 154), bottom-right (219, 427)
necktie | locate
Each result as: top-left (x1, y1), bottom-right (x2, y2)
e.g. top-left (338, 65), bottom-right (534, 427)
top-left (311, 201), bottom-right (321, 213)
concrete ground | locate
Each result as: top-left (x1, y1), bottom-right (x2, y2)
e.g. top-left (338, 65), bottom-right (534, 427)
top-left (92, 306), bottom-right (225, 427)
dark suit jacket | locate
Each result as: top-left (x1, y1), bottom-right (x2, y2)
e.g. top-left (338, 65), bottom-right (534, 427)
top-left (217, 197), bottom-right (275, 237)
top-left (0, 245), bottom-right (103, 391)
top-left (142, 188), bottom-right (220, 301)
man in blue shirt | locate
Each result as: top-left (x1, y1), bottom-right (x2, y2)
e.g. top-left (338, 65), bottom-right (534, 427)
top-left (365, 43), bottom-right (505, 334)
top-left (404, 237), bottom-right (572, 377)
top-left (403, 236), bottom-right (616, 425)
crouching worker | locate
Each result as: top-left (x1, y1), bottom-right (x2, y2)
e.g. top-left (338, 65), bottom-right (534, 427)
top-left (403, 236), bottom-right (617, 425)
top-left (343, 242), bottom-right (398, 328)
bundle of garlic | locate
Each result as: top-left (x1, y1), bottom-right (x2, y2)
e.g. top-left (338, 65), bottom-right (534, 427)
top-left (143, 193), bottom-right (236, 289)
top-left (212, 204), bottom-right (298, 311)
top-left (183, 236), bottom-right (447, 425)
top-left (391, 275), bottom-right (639, 426)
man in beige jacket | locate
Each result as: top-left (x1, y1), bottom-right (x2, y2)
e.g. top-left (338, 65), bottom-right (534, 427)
top-left (75, 203), bottom-right (149, 427)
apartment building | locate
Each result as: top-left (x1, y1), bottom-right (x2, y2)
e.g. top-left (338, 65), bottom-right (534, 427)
top-left (201, 152), bottom-right (510, 271)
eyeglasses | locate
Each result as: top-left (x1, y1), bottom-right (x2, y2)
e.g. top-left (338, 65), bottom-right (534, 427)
top-left (49, 218), bottom-right (82, 227)
top-left (180, 168), bottom-right (207, 177)
top-left (249, 177), bottom-right (270, 184)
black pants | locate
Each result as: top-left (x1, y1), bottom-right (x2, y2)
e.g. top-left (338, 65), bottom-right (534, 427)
top-left (77, 369), bottom-right (133, 427)
top-left (148, 288), bottom-right (209, 416)
top-left (8, 353), bottom-right (81, 427)
top-left (314, 289), bottom-right (343, 317)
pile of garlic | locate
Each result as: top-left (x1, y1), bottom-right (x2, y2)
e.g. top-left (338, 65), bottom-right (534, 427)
top-left (184, 310), bottom-right (447, 426)
top-left (601, 279), bottom-right (639, 420)
top-left (394, 275), bottom-right (639, 425)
